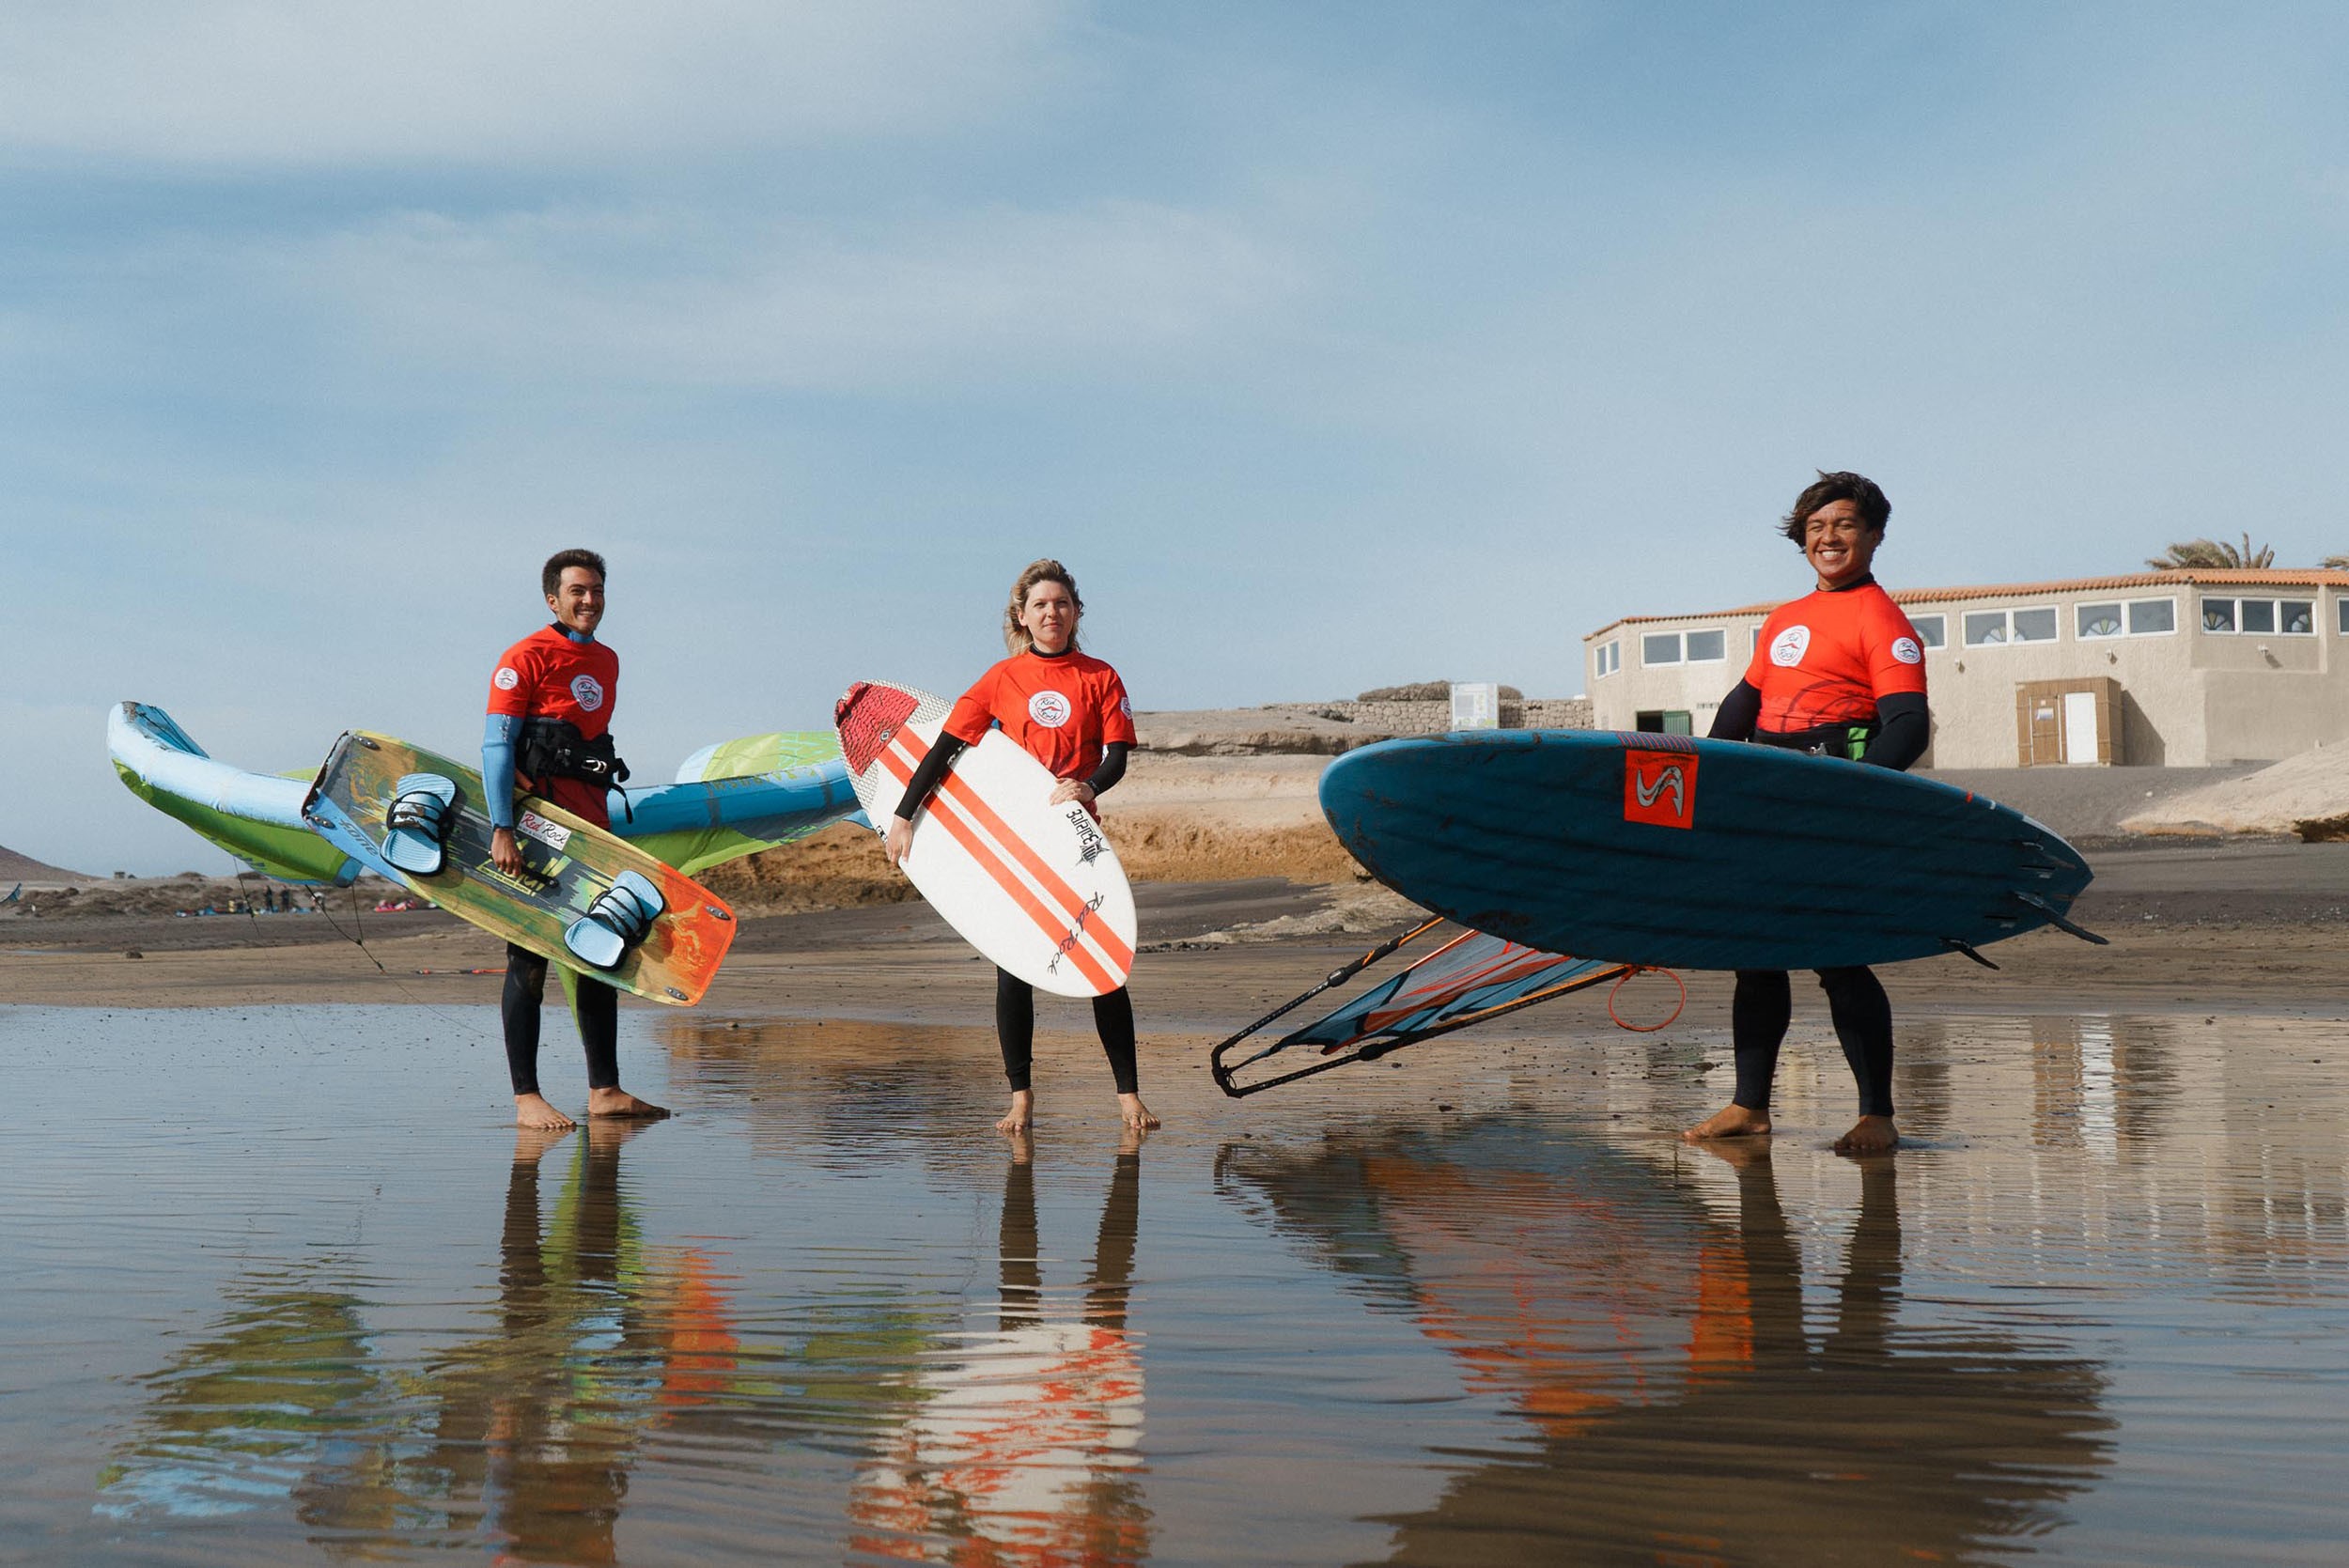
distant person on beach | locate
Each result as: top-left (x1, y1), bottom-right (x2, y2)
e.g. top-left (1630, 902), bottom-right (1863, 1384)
top-left (1684, 472), bottom-right (1931, 1156)
top-left (884, 559), bottom-right (1157, 1133)
top-left (484, 549), bottom-right (667, 1130)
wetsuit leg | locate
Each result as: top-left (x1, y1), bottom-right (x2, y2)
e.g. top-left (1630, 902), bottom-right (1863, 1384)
top-left (1730, 970), bottom-right (1794, 1110)
top-left (1092, 986), bottom-right (1139, 1094)
top-left (573, 975), bottom-right (620, 1091)
top-left (1816, 965), bottom-right (1895, 1117)
top-left (995, 968), bottom-right (1035, 1091)
top-left (501, 942), bottom-right (549, 1094)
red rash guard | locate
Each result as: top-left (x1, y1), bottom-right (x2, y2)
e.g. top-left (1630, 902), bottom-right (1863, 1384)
top-left (1743, 581), bottom-right (1928, 735)
top-left (488, 625), bottom-right (620, 826)
top-left (943, 649), bottom-right (1137, 809)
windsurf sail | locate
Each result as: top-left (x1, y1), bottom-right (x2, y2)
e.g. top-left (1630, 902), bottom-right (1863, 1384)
top-left (1210, 922), bottom-right (1641, 1096)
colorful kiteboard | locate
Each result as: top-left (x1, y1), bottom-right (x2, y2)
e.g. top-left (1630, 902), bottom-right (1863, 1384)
top-left (1321, 730), bottom-right (2102, 972)
top-left (834, 680), bottom-right (1137, 998)
top-left (303, 731), bottom-right (737, 1004)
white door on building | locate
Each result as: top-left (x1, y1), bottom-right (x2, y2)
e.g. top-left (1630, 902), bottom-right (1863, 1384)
top-left (2061, 690), bottom-right (2099, 765)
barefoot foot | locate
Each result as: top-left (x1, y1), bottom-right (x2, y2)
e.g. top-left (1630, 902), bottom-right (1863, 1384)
top-left (1117, 1093), bottom-right (1160, 1130)
top-left (997, 1090), bottom-right (1034, 1135)
top-left (587, 1087), bottom-right (670, 1120)
top-left (1832, 1114), bottom-right (1898, 1155)
top-left (1683, 1103), bottom-right (1770, 1142)
top-left (515, 1093), bottom-right (577, 1130)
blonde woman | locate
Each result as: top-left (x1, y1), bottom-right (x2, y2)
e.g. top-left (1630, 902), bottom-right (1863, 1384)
top-left (886, 561), bottom-right (1156, 1132)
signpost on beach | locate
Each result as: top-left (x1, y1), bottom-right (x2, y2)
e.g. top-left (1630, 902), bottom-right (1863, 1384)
top-left (1449, 682), bottom-right (1500, 729)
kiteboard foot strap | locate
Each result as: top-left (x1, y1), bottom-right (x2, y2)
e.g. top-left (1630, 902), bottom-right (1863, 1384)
top-left (1941, 937), bottom-right (2000, 970)
top-left (382, 774), bottom-right (459, 876)
top-left (564, 870), bottom-right (665, 970)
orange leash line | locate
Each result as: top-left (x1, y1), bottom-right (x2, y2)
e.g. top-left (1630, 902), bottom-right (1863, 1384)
top-left (1608, 967), bottom-right (1686, 1032)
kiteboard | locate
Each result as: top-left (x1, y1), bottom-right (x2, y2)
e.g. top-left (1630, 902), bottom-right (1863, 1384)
top-left (303, 731), bottom-right (736, 1004)
top-left (833, 680), bottom-right (1136, 998)
top-left (1320, 730), bottom-right (2102, 971)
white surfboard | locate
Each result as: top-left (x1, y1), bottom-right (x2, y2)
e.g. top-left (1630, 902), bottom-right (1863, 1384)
top-left (834, 680), bottom-right (1138, 998)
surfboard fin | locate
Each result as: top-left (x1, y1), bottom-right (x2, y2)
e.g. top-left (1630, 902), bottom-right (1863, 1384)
top-left (1941, 937), bottom-right (2000, 970)
top-left (2009, 890), bottom-right (2110, 946)
top-left (564, 870), bottom-right (666, 970)
top-left (382, 774), bottom-right (459, 876)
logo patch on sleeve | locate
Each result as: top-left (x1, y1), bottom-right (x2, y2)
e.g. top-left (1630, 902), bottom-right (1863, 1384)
top-left (1891, 636), bottom-right (1923, 664)
top-left (1624, 749), bottom-right (1699, 829)
top-left (493, 667), bottom-right (520, 691)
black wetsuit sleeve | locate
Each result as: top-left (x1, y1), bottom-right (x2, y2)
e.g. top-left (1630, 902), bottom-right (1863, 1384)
top-left (1709, 681), bottom-right (1762, 742)
top-left (894, 733), bottom-right (971, 820)
top-left (1085, 742), bottom-right (1129, 799)
top-left (1860, 691), bottom-right (1930, 772)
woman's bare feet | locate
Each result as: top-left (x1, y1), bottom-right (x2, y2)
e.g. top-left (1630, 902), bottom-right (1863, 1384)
top-left (1683, 1103), bottom-right (1771, 1142)
top-left (1832, 1114), bottom-right (1898, 1155)
top-left (1118, 1093), bottom-right (1160, 1130)
top-left (515, 1093), bottom-right (576, 1130)
top-left (588, 1087), bottom-right (670, 1119)
top-left (997, 1089), bottom-right (1034, 1134)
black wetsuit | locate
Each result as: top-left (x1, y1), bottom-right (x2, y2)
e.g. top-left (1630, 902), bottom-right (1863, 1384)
top-left (1711, 609), bottom-right (1930, 1122)
top-left (896, 729), bottom-right (1137, 1094)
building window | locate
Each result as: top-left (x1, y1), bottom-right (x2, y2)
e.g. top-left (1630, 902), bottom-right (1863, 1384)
top-left (1594, 641), bottom-right (1621, 678)
top-left (1641, 631), bottom-right (1683, 666)
top-left (2203, 597), bottom-right (2319, 635)
top-left (1909, 613), bottom-right (1946, 649)
top-left (1635, 710), bottom-right (1693, 736)
top-left (1685, 629), bottom-right (1727, 662)
top-left (2340, 598), bottom-right (2349, 635)
top-left (1963, 607), bottom-right (2058, 646)
top-left (2080, 597), bottom-right (2178, 638)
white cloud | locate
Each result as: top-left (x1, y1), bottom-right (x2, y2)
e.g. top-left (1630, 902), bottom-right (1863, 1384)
top-left (294, 199), bottom-right (1303, 389)
top-left (0, 0), bottom-right (1072, 163)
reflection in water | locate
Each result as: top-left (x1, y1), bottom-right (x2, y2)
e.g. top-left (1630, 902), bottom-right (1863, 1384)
top-left (851, 1142), bottom-right (1151, 1565)
top-left (94, 1123), bottom-right (937, 1561)
top-left (1221, 1121), bottom-right (2114, 1565)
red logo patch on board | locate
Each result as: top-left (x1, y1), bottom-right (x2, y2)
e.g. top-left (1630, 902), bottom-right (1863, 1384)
top-left (1624, 750), bottom-right (1699, 829)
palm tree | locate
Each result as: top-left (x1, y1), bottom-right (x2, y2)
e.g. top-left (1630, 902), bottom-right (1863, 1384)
top-left (2145, 534), bottom-right (2275, 570)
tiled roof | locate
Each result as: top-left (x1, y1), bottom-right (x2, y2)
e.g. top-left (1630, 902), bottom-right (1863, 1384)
top-left (1585, 568), bottom-right (2349, 639)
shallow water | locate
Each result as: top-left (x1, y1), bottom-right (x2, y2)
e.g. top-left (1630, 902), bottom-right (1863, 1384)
top-left (2, 1001), bottom-right (2346, 1565)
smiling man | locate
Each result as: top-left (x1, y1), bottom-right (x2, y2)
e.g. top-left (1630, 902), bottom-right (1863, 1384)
top-left (1684, 472), bottom-right (1931, 1156)
top-left (482, 549), bottom-right (668, 1130)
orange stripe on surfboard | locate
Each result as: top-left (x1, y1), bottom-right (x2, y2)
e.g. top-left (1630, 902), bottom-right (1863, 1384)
top-left (880, 738), bottom-right (1124, 991)
top-left (931, 769), bottom-right (1135, 971)
top-left (882, 735), bottom-right (1134, 975)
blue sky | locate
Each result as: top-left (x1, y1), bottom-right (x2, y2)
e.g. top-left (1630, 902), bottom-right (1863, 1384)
top-left (5, 2), bottom-right (2344, 874)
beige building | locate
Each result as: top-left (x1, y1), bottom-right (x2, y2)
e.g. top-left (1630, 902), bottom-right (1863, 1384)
top-left (1582, 569), bottom-right (2349, 767)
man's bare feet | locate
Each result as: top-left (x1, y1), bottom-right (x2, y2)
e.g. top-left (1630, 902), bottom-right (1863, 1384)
top-left (587, 1087), bottom-right (670, 1120)
top-left (997, 1089), bottom-right (1034, 1134)
top-left (1832, 1114), bottom-right (1898, 1155)
top-left (512, 1124), bottom-right (572, 1159)
top-left (515, 1093), bottom-right (576, 1130)
top-left (1118, 1093), bottom-right (1160, 1130)
top-left (1682, 1103), bottom-right (1771, 1142)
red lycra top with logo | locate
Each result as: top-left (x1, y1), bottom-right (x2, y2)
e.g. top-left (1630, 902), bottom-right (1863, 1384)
top-left (487, 625), bottom-right (620, 823)
top-left (943, 649), bottom-right (1137, 801)
top-left (1743, 581), bottom-right (1928, 736)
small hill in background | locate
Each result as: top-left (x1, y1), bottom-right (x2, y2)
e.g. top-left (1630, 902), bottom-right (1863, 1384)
top-left (0, 844), bottom-right (94, 884)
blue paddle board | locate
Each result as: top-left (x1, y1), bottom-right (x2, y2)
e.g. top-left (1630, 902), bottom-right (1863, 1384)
top-left (1320, 731), bottom-right (2097, 970)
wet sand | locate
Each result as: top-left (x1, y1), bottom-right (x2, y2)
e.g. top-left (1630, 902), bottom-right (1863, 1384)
top-left (6, 838), bottom-right (2349, 1563)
